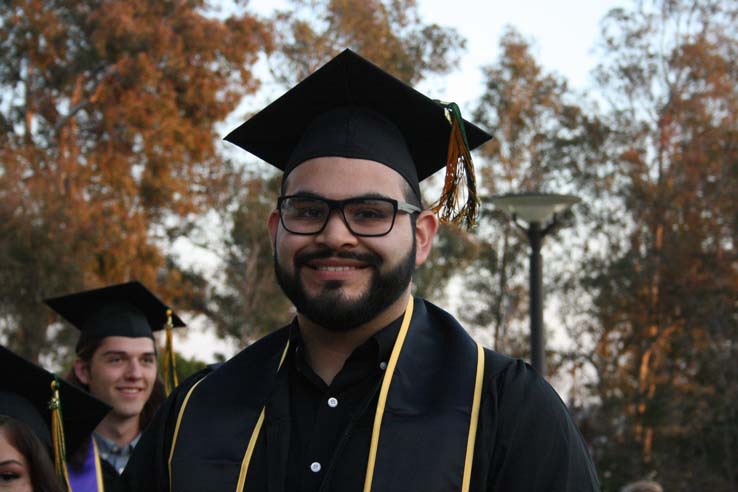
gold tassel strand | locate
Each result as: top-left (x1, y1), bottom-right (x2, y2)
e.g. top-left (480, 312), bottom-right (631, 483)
top-left (431, 102), bottom-right (480, 229)
top-left (49, 377), bottom-right (72, 491)
top-left (163, 309), bottom-right (179, 396)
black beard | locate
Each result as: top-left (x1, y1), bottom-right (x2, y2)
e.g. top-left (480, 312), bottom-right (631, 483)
top-left (274, 243), bottom-right (416, 332)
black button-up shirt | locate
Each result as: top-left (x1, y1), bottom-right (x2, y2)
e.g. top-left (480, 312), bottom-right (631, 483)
top-left (285, 317), bottom-right (401, 492)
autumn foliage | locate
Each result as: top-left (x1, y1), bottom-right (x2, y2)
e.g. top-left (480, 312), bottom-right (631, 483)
top-left (0, 0), bottom-right (270, 360)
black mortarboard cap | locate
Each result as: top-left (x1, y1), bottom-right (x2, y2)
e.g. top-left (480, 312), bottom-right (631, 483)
top-left (224, 49), bottom-right (492, 224)
top-left (0, 345), bottom-right (110, 456)
top-left (43, 281), bottom-right (185, 348)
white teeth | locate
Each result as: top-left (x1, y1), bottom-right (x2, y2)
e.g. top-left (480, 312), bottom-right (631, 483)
top-left (316, 266), bottom-right (356, 271)
top-left (120, 388), bottom-right (141, 393)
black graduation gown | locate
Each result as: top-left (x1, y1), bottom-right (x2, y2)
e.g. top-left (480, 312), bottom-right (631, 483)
top-left (101, 459), bottom-right (122, 492)
top-left (122, 298), bottom-right (599, 492)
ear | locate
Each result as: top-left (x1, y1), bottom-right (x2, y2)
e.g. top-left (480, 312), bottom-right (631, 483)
top-left (73, 359), bottom-right (91, 386)
top-left (414, 211), bottom-right (439, 266)
top-left (267, 209), bottom-right (280, 245)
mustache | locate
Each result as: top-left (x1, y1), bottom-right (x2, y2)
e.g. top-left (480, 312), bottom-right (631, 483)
top-left (294, 248), bottom-right (382, 268)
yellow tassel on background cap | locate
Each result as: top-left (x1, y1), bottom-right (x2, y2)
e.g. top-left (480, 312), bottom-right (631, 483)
top-left (49, 377), bottom-right (72, 491)
top-left (431, 102), bottom-right (480, 229)
top-left (163, 309), bottom-right (179, 396)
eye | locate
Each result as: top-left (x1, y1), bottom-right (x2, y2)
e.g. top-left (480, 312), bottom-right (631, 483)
top-left (296, 206), bottom-right (325, 218)
top-left (347, 201), bottom-right (392, 221)
top-left (284, 199), bottom-right (327, 220)
top-left (141, 355), bottom-right (156, 365)
top-left (0, 471), bottom-right (20, 482)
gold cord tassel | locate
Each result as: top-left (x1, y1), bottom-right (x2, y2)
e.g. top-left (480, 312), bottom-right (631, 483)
top-left (163, 309), bottom-right (179, 396)
top-left (431, 102), bottom-right (480, 229)
top-left (49, 377), bottom-right (72, 491)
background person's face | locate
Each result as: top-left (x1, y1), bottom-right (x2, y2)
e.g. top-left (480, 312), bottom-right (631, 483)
top-left (76, 336), bottom-right (157, 422)
top-left (0, 427), bottom-right (32, 492)
top-left (269, 157), bottom-right (418, 331)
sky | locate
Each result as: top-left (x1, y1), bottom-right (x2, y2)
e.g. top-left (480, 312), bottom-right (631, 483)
top-left (415, 0), bottom-right (626, 98)
top-left (174, 0), bottom-right (629, 361)
top-left (245, 0), bottom-right (626, 108)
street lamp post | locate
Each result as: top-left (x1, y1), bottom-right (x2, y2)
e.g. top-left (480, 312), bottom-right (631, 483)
top-left (490, 193), bottom-right (580, 376)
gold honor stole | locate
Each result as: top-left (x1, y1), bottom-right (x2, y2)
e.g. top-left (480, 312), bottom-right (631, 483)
top-left (168, 297), bottom-right (485, 492)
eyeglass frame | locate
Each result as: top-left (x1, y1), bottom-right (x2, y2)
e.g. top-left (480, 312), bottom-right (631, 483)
top-left (276, 194), bottom-right (422, 237)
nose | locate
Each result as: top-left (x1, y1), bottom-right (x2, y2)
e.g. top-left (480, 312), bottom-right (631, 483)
top-left (125, 359), bottom-right (144, 380)
top-left (314, 209), bottom-right (358, 249)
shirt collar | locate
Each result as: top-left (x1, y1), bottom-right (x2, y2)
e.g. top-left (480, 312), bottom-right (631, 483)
top-left (289, 314), bottom-right (403, 367)
top-left (93, 432), bottom-right (141, 455)
top-left (290, 313), bottom-right (404, 378)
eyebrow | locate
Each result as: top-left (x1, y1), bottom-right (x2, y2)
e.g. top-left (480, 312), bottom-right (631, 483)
top-left (288, 191), bottom-right (396, 201)
top-left (0, 459), bottom-right (24, 466)
top-left (100, 350), bottom-right (157, 357)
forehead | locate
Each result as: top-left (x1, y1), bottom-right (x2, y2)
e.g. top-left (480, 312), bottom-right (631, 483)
top-left (0, 428), bottom-right (27, 461)
top-left (94, 336), bottom-right (155, 355)
top-left (283, 157), bottom-right (408, 199)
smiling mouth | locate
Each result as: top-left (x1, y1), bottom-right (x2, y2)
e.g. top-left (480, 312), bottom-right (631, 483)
top-left (117, 388), bottom-right (143, 394)
top-left (312, 265), bottom-right (363, 271)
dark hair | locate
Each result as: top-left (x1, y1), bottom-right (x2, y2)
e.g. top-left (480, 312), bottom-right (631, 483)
top-left (0, 416), bottom-right (64, 492)
top-left (66, 338), bottom-right (166, 433)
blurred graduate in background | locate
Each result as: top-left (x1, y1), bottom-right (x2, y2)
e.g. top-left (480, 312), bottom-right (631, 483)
top-left (44, 281), bottom-right (185, 490)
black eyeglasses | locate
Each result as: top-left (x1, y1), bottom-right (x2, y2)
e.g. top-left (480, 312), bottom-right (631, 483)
top-left (277, 195), bottom-right (422, 237)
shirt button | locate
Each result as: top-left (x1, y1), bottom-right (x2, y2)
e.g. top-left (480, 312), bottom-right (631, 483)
top-left (310, 462), bottom-right (322, 473)
top-left (379, 361), bottom-right (388, 370)
top-left (327, 397), bottom-right (338, 408)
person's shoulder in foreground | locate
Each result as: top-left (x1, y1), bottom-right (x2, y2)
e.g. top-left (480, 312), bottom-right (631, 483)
top-left (478, 346), bottom-right (600, 490)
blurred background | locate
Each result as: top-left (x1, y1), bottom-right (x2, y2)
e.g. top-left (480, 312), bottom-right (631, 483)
top-left (1, 0), bottom-right (736, 489)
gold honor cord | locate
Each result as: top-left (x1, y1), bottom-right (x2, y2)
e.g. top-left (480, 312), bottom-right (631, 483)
top-left (363, 296), bottom-right (415, 492)
top-left (461, 342), bottom-right (485, 492)
top-left (92, 438), bottom-right (105, 492)
top-left (235, 341), bottom-right (291, 491)
top-left (168, 377), bottom-right (208, 492)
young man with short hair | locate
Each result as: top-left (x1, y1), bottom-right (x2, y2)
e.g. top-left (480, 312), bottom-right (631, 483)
top-left (45, 281), bottom-right (184, 489)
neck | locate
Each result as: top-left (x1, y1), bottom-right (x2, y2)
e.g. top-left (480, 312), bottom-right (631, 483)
top-left (297, 288), bottom-right (411, 385)
top-left (95, 414), bottom-right (141, 447)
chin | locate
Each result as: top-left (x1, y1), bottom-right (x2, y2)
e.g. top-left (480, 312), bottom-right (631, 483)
top-left (112, 403), bottom-right (146, 419)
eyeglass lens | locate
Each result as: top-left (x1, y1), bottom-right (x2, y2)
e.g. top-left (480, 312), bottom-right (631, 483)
top-left (280, 197), bottom-right (397, 236)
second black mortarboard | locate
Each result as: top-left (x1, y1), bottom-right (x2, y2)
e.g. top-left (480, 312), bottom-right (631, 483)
top-left (224, 49), bottom-right (493, 228)
top-left (0, 345), bottom-right (110, 485)
top-left (44, 281), bottom-right (186, 395)
top-left (43, 281), bottom-right (185, 347)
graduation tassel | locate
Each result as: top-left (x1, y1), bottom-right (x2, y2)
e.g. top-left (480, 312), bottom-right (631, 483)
top-left (163, 309), bottom-right (179, 396)
top-left (49, 377), bottom-right (72, 491)
top-left (431, 102), bottom-right (480, 229)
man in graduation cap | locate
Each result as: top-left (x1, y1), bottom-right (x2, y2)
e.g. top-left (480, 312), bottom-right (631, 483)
top-left (44, 281), bottom-right (185, 489)
top-left (122, 50), bottom-right (600, 491)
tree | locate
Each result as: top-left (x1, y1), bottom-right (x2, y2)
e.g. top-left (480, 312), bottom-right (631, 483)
top-left (0, 0), bottom-right (271, 361)
top-left (580, 1), bottom-right (738, 489)
top-left (461, 28), bottom-right (605, 361)
top-left (266, 0), bottom-right (466, 85)
top-left (204, 171), bottom-right (293, 346)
